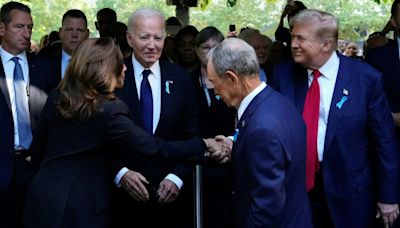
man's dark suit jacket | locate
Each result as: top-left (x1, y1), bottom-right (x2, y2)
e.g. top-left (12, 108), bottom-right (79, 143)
top-left (232, 85), bottom-right (312, 228)
top-left (112, 56), bottom-right (200, 226)
top-left (365, 39), bottom-right (400, 113)
top-left (0, 52), bottom-right (58, 227)
top-left (22, 92), bottom-right (206, 228)
top-left (270, 54), bottom-right (399, 227)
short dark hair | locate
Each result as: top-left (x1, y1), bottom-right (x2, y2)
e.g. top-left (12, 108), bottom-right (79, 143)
top-left (0, 1), bottom-right (30, 25)
top-left (195, 26), bottom-right (224, 48)
top-left (96, 8), bottom-right (117, 22)
top-left (391, 0), bottom-right (400, 18)
top-left (62, 9), bottom-right (87, 27)
top-left (175, 25), bottom-right (199, 43)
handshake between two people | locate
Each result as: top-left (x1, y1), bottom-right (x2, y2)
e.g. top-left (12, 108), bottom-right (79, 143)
top-left (203, 135), bottom-right (233, 164)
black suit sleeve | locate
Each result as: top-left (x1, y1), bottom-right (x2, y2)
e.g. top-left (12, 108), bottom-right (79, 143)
top-left (107, 100), bottom-right (207, 169)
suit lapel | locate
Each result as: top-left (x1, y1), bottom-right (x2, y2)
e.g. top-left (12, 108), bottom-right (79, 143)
top-left (0, 56), bottom-right (12, 110)
top-left (235, 86), bottom-right (273, 147)
top-left (392, 41), bottom-right (400, 74)
top-left (27, 53), bottom-right (35, 108)
top-left (123, 57), bottom-right (141, 122)
top-left (156, 59), bottom-right (172, 134)
top-left (324, 56), bottom-right (352, 151)
top-left (293, 65), bottom-right (308, 113)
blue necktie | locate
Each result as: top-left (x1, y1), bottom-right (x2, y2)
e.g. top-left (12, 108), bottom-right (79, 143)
top-left (140, 69), bottom-right (153, 134)
top-left (12, 57), bottom-right (32, 149)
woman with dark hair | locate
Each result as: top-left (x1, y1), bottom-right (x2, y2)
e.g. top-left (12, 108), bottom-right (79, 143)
top-left (193, 26), bottom-right (236, 228)
top-left (22, 38), bottom-right (219, 228)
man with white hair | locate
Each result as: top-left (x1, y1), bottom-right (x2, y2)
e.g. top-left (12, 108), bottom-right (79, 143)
top-left (208, 38), bottom-right (312, 227)
top-left (111, 8), bottom-right (200, 228)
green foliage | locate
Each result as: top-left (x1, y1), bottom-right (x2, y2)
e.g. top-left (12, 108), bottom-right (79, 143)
top-left (0, 0), bottom-right (394, 44)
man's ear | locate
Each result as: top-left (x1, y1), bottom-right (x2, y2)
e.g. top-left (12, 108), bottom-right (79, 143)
top-left (224, 70), bottom-right (239, 84)
top-left (126, 32), bottom-right (133, 48)
top-left (322, 40), bottom-right (332, 52)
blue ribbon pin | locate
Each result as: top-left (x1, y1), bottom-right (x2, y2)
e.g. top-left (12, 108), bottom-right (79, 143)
top-left (233, 129), bottom-right (239, 142)
top-left (336, 96), bottom-right (348, 109)
top-left (165, 80), bottom-right (173, 94)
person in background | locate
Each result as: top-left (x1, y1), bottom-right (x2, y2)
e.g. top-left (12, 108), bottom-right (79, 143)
top-left (175, 25), bottom-right (200, 74)
top-left (275, 0), bottom-right (307, 46)
top-left (344, 41), bottom-right (360, 59)
top-left (337, 38), bottom-right (347, 54)
top-left (115, 21), bottom-right (132, 58)
top-left (366, 0), bottom-right (400, 129)
top-left (193, 26), bottom-right (236, 228)
top-left (54, 9), bottom-right (89, 81)
top-left (239, 28), bottom-right (273, 82)
top-left (95, 8), bottom-right (117, 38)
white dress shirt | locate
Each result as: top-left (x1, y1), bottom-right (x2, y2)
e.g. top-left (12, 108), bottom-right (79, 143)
top-left (306, 52), bottom-right (340, 161)
top-left (114, 55), bottom-right (183, 189)
top-left (238, 82), bottom-right (267, 121)
top-left (0, 47), bottom-right (31, 149)
top-left (61, 50), bottom-right (71, 79)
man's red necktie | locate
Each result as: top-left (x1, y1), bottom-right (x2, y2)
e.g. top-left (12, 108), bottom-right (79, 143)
top-left (303, 69), bottom-right (321, 192)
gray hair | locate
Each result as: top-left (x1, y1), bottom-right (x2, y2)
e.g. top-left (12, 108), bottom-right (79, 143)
top-left (238, 28), bottom-right (260, 41)
top-left (127, 8), bottom-right (165, 34)
top-left (209, 38), bottom-right (259, 78)
top-left (290, 9), bottom-right (338, 50)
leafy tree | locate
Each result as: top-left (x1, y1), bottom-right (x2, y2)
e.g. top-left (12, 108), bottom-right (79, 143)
top-left (0, 0), bottom-right (394, 44)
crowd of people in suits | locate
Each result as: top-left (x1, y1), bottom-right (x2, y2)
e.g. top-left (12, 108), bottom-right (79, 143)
top-left (0, 0), bottom-right (400, 227)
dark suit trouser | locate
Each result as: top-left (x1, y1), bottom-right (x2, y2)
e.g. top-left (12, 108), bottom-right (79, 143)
top-left (110, 188), bottom-right (186, 228)
top-left (0, 159), bottom-right (33, 228)
top-left (308, 165), bottom-right (335, 228)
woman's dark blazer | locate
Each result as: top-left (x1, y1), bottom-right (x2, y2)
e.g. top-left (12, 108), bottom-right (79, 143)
top-left (22, 92), bottom-right (206, 228)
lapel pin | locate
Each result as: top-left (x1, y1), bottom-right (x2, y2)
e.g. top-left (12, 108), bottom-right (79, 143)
top-left (233, 128), bottom-right (239, 142)
top-left (241, 120), bottom-right (245, 127)
top-left (165, 80), bottom-right (173, 94)
top-left (343, 89), bottom-right (349, 96)
top-left (336, 96), bottom-right (348, 109)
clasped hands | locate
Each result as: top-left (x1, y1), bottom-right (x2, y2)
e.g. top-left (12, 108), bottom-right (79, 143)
top-left (203, 135), bottom-right (232, 164)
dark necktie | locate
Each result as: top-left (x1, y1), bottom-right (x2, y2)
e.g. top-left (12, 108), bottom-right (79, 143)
top-left (12, 57), bottom-right (32, 149)
top-left (303, 69), bottom-right (321, 192)
top-left (140, 69), bottom-right (153, 134)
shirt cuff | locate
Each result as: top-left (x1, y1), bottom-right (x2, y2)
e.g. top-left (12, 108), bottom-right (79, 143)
top-left (165, 173), bottom-right (183, 190)
top-left (227, 136), bottom-right (234, 141)
top-left (114, 167), bottom-right (130, 187)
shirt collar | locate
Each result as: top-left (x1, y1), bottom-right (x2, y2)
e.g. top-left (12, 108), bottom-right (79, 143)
top-left (131, 55), bottom-right (160, 80)
top-left (237, 81), bottom-right (267, 120)
top-left (307, 51), bottom-right (339, 80)
top-left (61, 49), bottom-right (71, 63)
top-left (0, 46), bottom-right (28, 65)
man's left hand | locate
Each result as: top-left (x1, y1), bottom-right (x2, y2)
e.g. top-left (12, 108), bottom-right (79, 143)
top-left (376, 202), bottom-right (399, 228)
top-left (157, 179), bottom-right (179, 204)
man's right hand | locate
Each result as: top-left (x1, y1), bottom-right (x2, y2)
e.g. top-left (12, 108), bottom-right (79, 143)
top-left (121, 170), bottom-right (150, 202)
